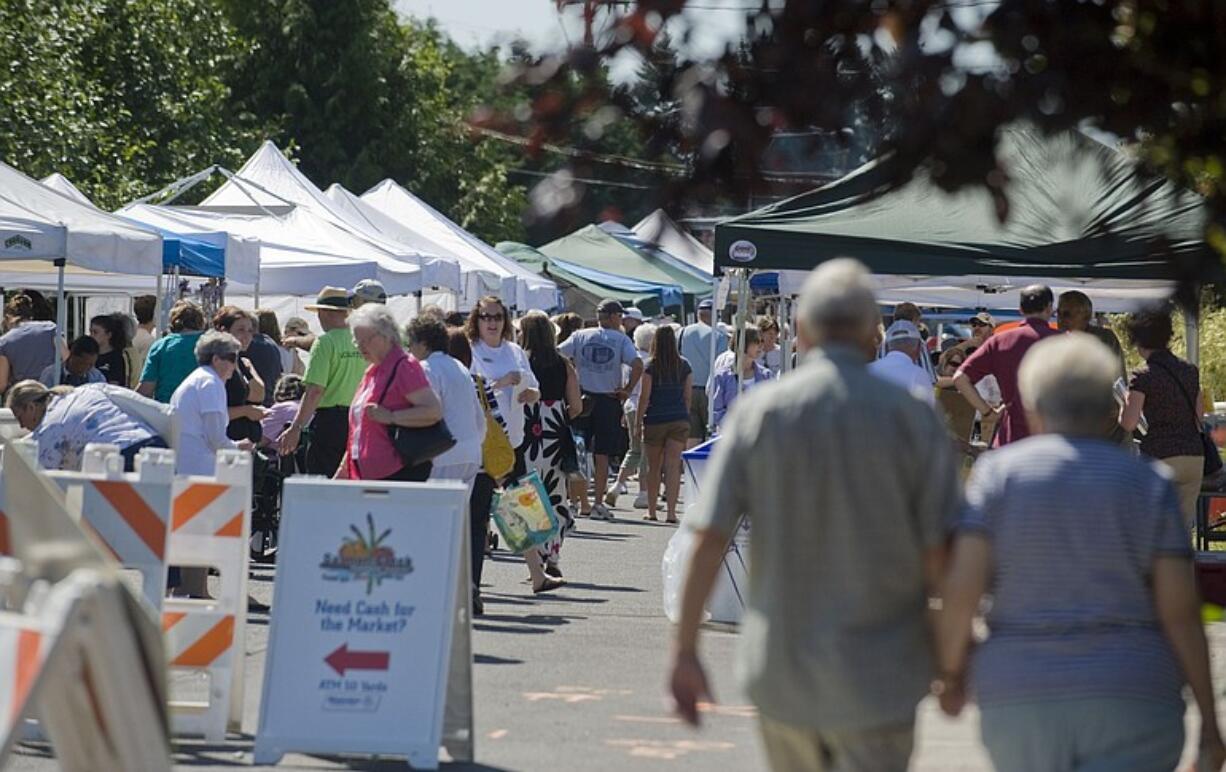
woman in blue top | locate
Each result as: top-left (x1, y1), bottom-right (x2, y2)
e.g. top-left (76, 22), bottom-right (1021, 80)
top-left (636, 325), bottom-right (692, 523)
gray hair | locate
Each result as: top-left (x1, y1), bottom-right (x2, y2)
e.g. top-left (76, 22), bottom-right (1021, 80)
top-left (886, 337), bottom-right (921, 355)
top-left (633, 322), bottom-right (657, 351)
top-left (195, 330), bottom-right (241, 365)
top-left (797, 258), bottom-right (879, 340)
top-left (349, 303), bottom-right (401, 345)
top-left (1018, 332), bottom-right (1118, 435)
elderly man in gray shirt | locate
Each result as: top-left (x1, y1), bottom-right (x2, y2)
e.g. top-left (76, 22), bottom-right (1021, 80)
top-left (670, 258), bottom-right (961, 772)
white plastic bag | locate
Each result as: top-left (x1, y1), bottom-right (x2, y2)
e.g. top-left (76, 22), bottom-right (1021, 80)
top-left (661, 525), bottom-right (710, 625)
top-left (707, 520), bottom-right (750, 624)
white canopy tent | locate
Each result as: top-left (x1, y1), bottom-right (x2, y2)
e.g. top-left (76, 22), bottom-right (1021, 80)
top-left (120, 203), bottom-right (419, 298)
top-left (359, 179), bottom-right (559, 311)
top-left (0, 161), bottom-right (163, 332)
top-left (9, 175), bottom-right (262, 295)
top-left (201, 142), bottom-right (462, 294)
top-left (40, 174), bottom-right (95, 208)
top-left (751, 270), bottom-right (1173, 313)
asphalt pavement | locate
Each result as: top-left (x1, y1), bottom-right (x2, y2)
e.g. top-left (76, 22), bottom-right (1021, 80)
top-left (9, 488), bottom-right (1226, 770)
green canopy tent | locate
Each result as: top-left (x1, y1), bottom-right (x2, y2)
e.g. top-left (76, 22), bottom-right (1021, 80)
top-left (715, 126), bottom-right (1216, 282)
top-left (539, 224), bottom-right (713, 317)
top-left (496, 240), bottom-right (674, 317)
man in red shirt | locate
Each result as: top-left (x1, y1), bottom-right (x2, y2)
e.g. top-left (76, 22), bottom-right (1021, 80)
top-left (953, 285), bottom-right (1058, 446)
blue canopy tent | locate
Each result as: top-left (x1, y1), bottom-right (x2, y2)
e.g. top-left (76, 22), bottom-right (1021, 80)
top-left (141, 224), bottom-right (227, 278)
top-left (548, 257), bottom-right (685, 310)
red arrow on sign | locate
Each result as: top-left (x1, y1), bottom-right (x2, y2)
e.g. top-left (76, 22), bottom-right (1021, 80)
top-left (324, 643), bottom-right (390, 676)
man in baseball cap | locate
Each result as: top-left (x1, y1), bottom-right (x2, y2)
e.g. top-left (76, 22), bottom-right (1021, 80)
top-left (868, 319), bottom-right (934, 404)
top-left (559, 298), bottom-right (642, 519)
top-left (351, 278), bottom-right (387, 308)
top-left (280, 286), bottom-right (367, 476)
top-left (622, 306), bottom-right (644, 338)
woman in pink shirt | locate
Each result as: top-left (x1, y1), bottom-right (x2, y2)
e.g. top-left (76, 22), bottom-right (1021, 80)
top-left (337, 304), bottom-right (443, 482)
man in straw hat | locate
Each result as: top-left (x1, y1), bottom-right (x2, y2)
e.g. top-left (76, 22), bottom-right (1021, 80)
top-left (279, 286), bottom-right (367, 476)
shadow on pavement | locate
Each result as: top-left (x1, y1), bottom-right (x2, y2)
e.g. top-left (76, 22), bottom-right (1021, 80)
top-left (556, 581), bottom-right (645, 594)
top-left (474, 653), bottom-right (524, 665)
top-left (473, 622), bottom-right (552, 635)
top-left (476, 613), bottom-right (582, 626)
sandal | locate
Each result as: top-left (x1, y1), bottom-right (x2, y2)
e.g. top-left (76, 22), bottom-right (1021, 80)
top-left (665, 517), bottom-right (679, 525)
top-left (533, 577), bottom-right (566, 595)
top-left (643, 514), bottom-right (658, 522)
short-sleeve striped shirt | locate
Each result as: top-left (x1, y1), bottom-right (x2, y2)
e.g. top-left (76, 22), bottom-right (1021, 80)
top-left (958, 434), bottom-right (1192, 708)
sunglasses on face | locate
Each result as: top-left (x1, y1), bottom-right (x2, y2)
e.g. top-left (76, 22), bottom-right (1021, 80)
top-left (479, 313), bottom-right (505, 322)
top-left (216, 352), bottom-right (238, 363)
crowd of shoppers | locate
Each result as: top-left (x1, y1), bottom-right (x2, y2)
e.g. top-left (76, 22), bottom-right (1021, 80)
top-left (670, 261), bottom-right (1225, 772)
top-left (5, 262), bottom-right (1224, 772)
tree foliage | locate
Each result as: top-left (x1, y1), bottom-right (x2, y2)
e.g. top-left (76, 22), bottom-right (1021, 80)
top-left (220, 2), bottom-right (526, 243)
top-left (491, 0), bottom-right (1226, 300)
top-left (0, 0), bottom-right (260, 209)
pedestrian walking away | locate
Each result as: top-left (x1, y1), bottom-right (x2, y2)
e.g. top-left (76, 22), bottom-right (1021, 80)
top-left (670, 259), bottom-right (961, 772)
top-left (558, 298), bottom-right (642, 520)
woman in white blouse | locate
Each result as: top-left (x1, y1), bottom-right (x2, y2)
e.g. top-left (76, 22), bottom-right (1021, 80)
top-left (464, 297), bottom-right (563, 598)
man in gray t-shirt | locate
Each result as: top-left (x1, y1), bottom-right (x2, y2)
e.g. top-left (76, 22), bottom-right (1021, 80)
top-left (558, 299), bottom-right (642, 519)
top-left (670, 260), bottom-right (960, 772)
top-left (0, 320), bottom-right (59, 392)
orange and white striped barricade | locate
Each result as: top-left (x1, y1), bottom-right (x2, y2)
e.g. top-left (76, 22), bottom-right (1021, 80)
top-left (42, 444), bottom-right (176, 615)
top-left (165, 449), bottom-right (251, 741)
top-left (0, 604), bottom-right (51, 760)
top-left (0, 442), bottom-right (171, 771)
top-left (1, 569), bottom-right (173, 771)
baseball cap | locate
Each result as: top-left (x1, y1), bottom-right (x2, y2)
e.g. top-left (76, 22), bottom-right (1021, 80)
top-left (697, 298), bottom-right (714, 311)
top-left (970, 311), bottom-right (996, 327)
top-left (596, 299), bottom-right (625, 315)
top-left (884, 319), bottom-right (922, 342)
top-left (623, 307), bottom-right (644, 322)
top-left (352, 278), bottom-right (387, 305)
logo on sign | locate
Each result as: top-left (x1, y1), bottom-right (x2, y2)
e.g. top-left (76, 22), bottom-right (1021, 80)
top-left (320, 513), bottom-right (414, 593)
top-left (3, 234), bottom-right (32, 251)
top-left (728, 239), bottom-right (757, 263)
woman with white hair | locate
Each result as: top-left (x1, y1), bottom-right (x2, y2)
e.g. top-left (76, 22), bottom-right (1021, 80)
top-left (936, 333), bottom-right (1223, 772)
top-left (170, 330), bottom-right (254, 477)
top-left (7, 379), bottom-right (166, 472)
top-left (339, 304), bottom-right (443, 482)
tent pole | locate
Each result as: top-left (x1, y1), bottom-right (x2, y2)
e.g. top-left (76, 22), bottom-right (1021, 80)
top-left (54, 258), bottom-right (67, 339)
top-left (154, 272), bottom-right (165, 335)
top-left (253, 276), bottom-right (261, 310)
top-left (707, 276), bottom-right (721, 437)
top-left (734, 269), bottom-right (751, 402)
top-left (779, 296), bottom-right (792, 375)
top-left (1186, 288), bottom-right (1201, 369)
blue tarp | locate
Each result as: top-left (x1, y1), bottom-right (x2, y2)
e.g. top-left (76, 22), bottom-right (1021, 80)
top-left (119, 217), bottom-right (227, 278)
top-left (548, 257), bottom-right (685, 309)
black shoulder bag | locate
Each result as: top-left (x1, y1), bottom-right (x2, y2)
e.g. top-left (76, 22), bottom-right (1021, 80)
top-left (376, 358), bottom-right (456, 468)
top-left (1149, 357), bottom-right (1222, 477)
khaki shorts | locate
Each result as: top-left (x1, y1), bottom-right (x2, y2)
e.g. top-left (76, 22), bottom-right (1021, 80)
top-left (643, 420), bottom-right (689, 447)
top-left (688, 388), bottom-right (709, 440)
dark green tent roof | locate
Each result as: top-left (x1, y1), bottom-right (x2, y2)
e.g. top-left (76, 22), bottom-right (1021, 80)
top-left (715, 127), bottom-right (1216, 281)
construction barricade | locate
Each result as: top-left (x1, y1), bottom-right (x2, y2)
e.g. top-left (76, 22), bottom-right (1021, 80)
top-left (43, 443), bottom-right (176, 613)
top-left (164, 449), bottom-right (252, 741)
top-left (1, 441), bottom-right (252, 744)
top-left (0, 443), bottom-right (171, 772)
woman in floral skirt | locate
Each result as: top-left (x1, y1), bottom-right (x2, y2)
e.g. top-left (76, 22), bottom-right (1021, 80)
top-left (518, 311), bottom-right (583, 575)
